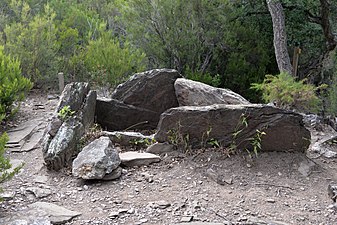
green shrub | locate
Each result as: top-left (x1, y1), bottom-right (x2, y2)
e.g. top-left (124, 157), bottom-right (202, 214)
top-left (0, 46), bottom-right (33, 121)
top-left (0, 132), bottom-right (24, 200)
top-left (185, 68), bottom-right (221, 87)
top-left (251, 72), bottom-right (322, 113)
top-left (85, 30), bottom-right (146, 88)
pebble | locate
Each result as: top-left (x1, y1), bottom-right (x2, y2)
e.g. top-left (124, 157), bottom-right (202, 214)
top-left (266, 198), bottom-right (276, 203)
top-left (108, 211), bottom-right (119, 218)
top-left (180, 216), bottom-right (193, 222)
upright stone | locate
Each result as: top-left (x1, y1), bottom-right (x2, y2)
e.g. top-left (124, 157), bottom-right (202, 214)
top-left (43, 118), bottom-right (84, 170)
top-left (96, 69), bottom-right (182, 130)
top-left (111, 69), bottom-right (182, 114)
top-left (42, 82), bottom-right (97, 171)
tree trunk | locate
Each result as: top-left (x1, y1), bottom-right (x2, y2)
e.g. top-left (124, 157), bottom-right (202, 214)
top-left (266, 0), bottom-right (293, 75)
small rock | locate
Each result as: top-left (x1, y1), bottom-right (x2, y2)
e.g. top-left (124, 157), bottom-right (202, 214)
top-left (154, 200), bottom-right (171, 209)
top-left (324, 150), bottom-right (337, 158)
top-left (33, 175), bottom-right (49, 184)
top-left (266, 198), bottom-right (276, 203)
top-left (0, 191), bottom-right (15, 200)
top-left (108, 211), bottom-right (119, 218)
top-left (127, 208), bottom-right (135, 214)
top-left (136, 218), bottom-right (148, 224)
top-left (181, 216), bottom-right (193, 222)
top-left (118, 208), bottom-right (128, 214)
top-left (26, 187), bottom-right (52, 198)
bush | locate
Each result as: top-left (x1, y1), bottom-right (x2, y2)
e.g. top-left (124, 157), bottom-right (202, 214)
top-left (0, 46), bottom-right (33, 121)
top-left (251, 72), bottom-right (322, 113)
top-left (85, 30), bottom-right (146, 88)
top-left (0, 133), bottom-right (23, 197)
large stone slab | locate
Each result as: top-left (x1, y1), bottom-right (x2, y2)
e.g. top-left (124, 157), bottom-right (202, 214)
top-left (174, 78), bottom-right (250, 106)
top-left (72, 136), bottom-right (120, 179)
top-left (111, 69), bottom-right (181, 114)
top-left (155, 104), bottom-right (311, 152)
top-left (29, 202), bottom-right (81, 224)
top-left (96, 98), bottom-right (159, 131)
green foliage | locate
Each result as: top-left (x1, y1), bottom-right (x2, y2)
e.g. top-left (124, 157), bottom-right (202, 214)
top-left (185, 69), bottom-right (221, 87)
top-left (57, 105), bottom-right (75, 121)
top-left (246, 129), bottom-right (266, 158)
top-left (4, 4), bottom-right (59, 85)
top-left (251, 72), bottom-right (323, 112)
top-left (0, 133), bottom-right (24, 198)
top-left (167, 122), bottom-right (191, 154)
top-left (129, 138), bottom-right (156, 148)
top-left (229, 113), bottom-right (266, 158)
top-left (0, 46), bottom-right (33, 121)
top-left (85, 30), bottom-right (146, 88)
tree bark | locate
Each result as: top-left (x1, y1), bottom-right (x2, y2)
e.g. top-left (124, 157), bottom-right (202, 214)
top-left (266, 0), bottom-right (293, 75)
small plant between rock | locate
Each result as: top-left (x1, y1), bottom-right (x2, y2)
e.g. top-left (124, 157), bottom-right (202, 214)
top-left (129, 137), bottom-right (156, 148)
top-left (58, 105), bottom-right (75, 121)
top-left (229, 113), bottom-right (266, 159)
top-left (167, 121), bottom-right (192, 154)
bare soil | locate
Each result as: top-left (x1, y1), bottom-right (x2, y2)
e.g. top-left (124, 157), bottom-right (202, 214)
top-left (0, 91), bottom-right (336, 225)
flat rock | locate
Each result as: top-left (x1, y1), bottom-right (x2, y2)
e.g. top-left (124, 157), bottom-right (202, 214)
top-left (175, 78), bottom-right (250, 106)
top-left (119, 152), bottom-right (161, 167)
top-left (26, 186), bottom-right (52, 198)
top-left (6, 118), bottom-right (46, 152)
top-left (72, 136), bottom-right (121, 179)
top-left (6, 119), bottom-right (43, 144)
top-left (155, 104), bottom-right (311, 152)
top-left (0, 208), bottom-right (51, 225)
top-left (29, 202), bottom-right (81, 224)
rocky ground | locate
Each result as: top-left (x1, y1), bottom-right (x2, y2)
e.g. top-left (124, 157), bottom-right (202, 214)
top-left (0, 90), bottom-right (336, 225)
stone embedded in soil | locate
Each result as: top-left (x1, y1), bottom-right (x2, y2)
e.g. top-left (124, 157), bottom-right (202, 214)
top-left (119, 152), bottom-right (161, 167)
top-left (72, 136), bottom-right (121, 180)
top-left (29, 201), bottom-right (81, 224)
top-left (146, 142), bottom-right (175, 154)
top-left (26, 186), bottom-right (52, 198)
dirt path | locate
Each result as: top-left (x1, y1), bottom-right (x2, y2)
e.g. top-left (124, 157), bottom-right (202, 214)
top-left (0, 92), bottom-right (336, 225)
